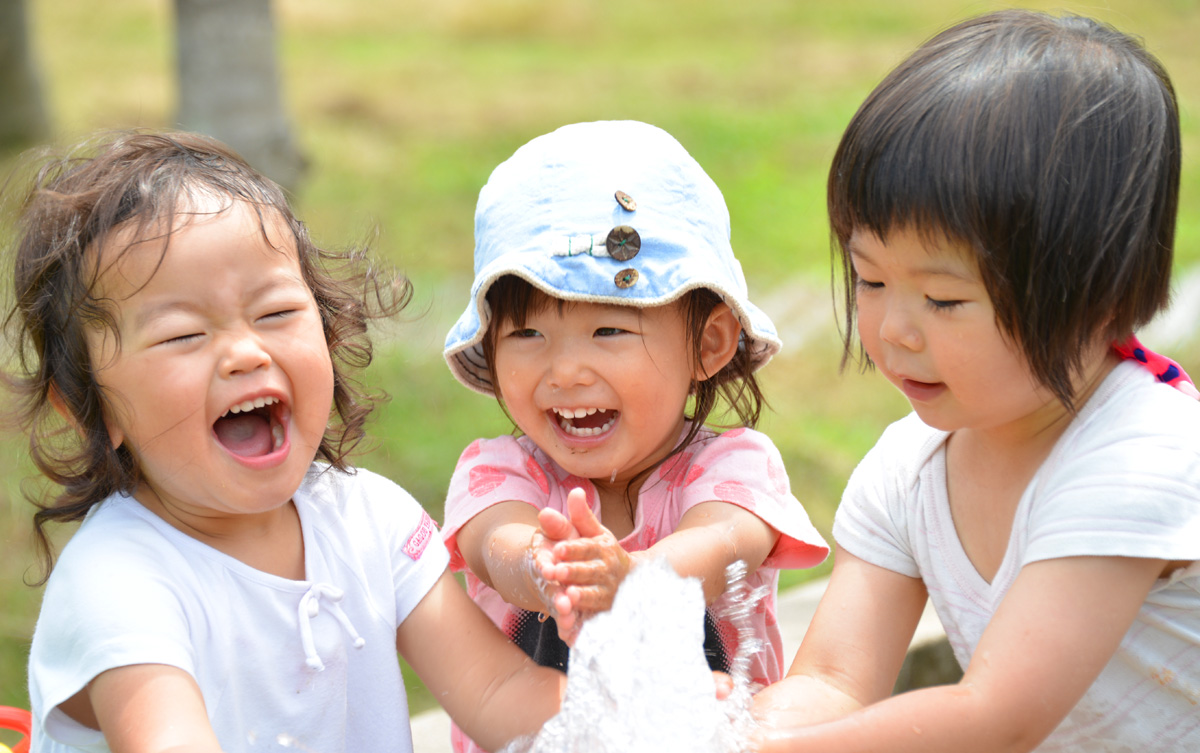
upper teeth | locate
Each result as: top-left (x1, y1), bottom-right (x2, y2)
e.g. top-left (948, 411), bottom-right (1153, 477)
top-left (224, 396), bottom-right (279, 416)
top-left (552, 407), bottom-right (616, 437)
top-left (553, 407), bottom-right (605, 419)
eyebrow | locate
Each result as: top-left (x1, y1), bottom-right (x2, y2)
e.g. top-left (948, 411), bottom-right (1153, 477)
top-left (131, 299), bottom-right (199, 331)
top-left (130, 274), bottom-right (306, 330)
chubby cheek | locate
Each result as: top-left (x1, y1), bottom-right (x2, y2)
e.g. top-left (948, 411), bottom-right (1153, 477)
top-left (854, 307), bottom-right (885, 363)
top-left (492, 355), bottom-right (536, 412)
top-left (954, 331), bottom-right (1024, 382)
top-left (292, 352), bottom-right (337, 452)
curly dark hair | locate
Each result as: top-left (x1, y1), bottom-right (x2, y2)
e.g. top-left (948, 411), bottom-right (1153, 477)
top-left (3, 130), bottom-right (412, 582)
top-left (829, 10), bottom-right (1179, 411)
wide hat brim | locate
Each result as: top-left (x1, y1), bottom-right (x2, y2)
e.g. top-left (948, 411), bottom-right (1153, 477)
top-left (444, 120), bottom-right (782, 397)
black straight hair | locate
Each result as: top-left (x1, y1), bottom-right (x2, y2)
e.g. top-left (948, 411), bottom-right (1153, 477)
top-left (829, 9), bottom-right (1180, 410)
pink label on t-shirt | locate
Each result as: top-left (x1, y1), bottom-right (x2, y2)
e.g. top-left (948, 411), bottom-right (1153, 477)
top-left (404, 511), bottom-right (436, 560)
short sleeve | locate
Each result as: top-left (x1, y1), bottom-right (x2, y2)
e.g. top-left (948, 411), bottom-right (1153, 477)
top-left (371, 480), bottom-right (452, 625)
top-left (30, 509), bottom-right (197, 742)
top-left (833, 414), bottom-right (943, 579)
top-left (665, 427), bottom-right (829, 570)
top-left (442, 436), bottom-right (554, 571)
top-left (320, 466), bottom-right (452, 626)
top-left (1025, 384), bottom-right (1200, 564)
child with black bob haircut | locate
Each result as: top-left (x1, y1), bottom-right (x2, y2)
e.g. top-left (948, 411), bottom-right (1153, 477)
top-left (5, 131), bottom-right (565, 753)
top-left (753, 9), bottom-right (1200, 752)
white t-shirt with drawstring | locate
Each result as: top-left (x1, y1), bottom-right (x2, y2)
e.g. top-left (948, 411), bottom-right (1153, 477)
top-left (29, 464), bottom-right (448, 753)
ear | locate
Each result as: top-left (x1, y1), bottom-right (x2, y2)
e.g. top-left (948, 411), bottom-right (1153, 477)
top-left (49, 382), bottom-right (124, 448)
top-left (695, 302), bottom-right (741, 382)
top-left (47, 382), bottom-right (79, 428)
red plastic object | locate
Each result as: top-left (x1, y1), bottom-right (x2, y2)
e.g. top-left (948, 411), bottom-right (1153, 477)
top-left (0, 706), bottom-right (31, 753)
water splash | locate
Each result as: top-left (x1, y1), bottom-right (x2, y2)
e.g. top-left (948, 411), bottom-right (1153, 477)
top-left (502, 558), bottom-right (763, 753)
top-left (720, 560), bottom-right (771, 746)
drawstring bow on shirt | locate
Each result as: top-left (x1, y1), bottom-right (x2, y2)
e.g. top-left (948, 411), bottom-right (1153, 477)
top-left (297, 583), bottom-right (365, 671)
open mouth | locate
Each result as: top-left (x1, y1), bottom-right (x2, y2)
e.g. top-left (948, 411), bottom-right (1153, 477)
top-left (551, 407), bottom-right (618, 437)
top-left (213, 396), bottom-right (286, 457)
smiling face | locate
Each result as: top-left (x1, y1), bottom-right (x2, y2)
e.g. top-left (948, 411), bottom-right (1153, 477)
top-left (849, 227), bottom-right (1071, 437)
top-left (492, 297), bottom-right (702, 490)
top-left (86, 196), bottom-right (334, 527)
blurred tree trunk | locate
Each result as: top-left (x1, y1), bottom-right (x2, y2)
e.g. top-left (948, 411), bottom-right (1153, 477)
top-left (0, 0), bottom-right (51, 152)
top-left (174, 0), bottom-right (305, 191)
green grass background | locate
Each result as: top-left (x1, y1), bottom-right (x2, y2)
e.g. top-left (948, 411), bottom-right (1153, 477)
top-left (3, 0), bottom-right (1200, 719)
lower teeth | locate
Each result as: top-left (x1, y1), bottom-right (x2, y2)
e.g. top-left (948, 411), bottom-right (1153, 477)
top-left (560, 417), bottom-right (615, 437)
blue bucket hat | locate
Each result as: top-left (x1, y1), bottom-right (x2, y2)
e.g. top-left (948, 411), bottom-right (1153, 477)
top-left (444, 120), bottom-right (782, 396)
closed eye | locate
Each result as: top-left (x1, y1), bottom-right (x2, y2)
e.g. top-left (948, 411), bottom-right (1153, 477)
top-left (158, 332), bottom-right (203, 346)
top-left (855, 278), bottom-right (884, 292)
top-left (926, 297), bottom-right (964, 312)
top-left (258, 309), bottom-right (299, 323)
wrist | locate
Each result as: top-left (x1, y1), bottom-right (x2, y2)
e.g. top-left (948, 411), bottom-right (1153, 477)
top-left (524, 529), bottom-right (556, 615)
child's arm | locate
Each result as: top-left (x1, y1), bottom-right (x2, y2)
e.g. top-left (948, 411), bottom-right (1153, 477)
top-left (68, 664), bottom-right (222, 753)
top-left (753, 548), bottom-right (928, 729)
top-left (647, 499), bottom-right (780, 601)
top-left (454, 500), bottom-right (562, 615)
top-left (754, 550), bottom-right (1165, 753)
top-left (543, 488), bottom-right (779, 617)
top-left (396, 568), bottom-right (566, 750)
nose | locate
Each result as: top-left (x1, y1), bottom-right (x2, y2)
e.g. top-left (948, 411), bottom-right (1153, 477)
top-left (878, 299), bottom-right (923, 352)
top-left (545, 338), bottom-right (596, 390)
top-left (219, 328), bottom-right (272, 377)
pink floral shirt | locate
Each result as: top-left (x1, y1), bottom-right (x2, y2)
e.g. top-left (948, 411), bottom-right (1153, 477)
top-left (442, 425), bottom-right (828, 686)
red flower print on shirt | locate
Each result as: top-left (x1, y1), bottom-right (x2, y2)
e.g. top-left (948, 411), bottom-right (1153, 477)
top-left (659, 452), bottom-right (687, 481)
top-left (560, 476), bottom-right (598, 511)
top-left (456, 440), bottom-right (483, 470)
top-left (469, 465), bottom-right (507, 497)
top-left (661, 452), bottom-right (704, 491)
top-left (767, 457), bottom-right (789, 495)
top-left (714, 480), bottom-right (755, 509)
top-left (639, 524), bottom-right (658, 549)
top-left (723, 427), bottom-right (747, 440)
top-left (526, 455), bottom-right (550, 495)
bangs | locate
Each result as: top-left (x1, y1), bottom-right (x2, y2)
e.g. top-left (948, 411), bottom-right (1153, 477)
top-left (485, 275), bottom-right (570, 333)
top-left (829, 15), bottom-right (1171, 252)
top-left (827, 10), bottom-right (1179, 409)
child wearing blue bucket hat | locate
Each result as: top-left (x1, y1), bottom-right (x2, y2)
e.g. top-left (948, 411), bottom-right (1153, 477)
top-left (442, 120), bottom-right (829, 753)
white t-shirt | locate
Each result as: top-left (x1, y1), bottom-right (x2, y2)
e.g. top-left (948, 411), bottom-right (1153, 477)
top-left (835, 361), bottom-right (1200, 750)
top-left (29, 465), bottom-right (449, 753)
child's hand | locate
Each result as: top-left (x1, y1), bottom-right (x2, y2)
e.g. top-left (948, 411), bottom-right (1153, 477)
top-left (536, 487), bottom-right (633, 644)
top-left (712, 671), bottom-right (734, 701)
top-left (525, 526), bottom-right (566, 617)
